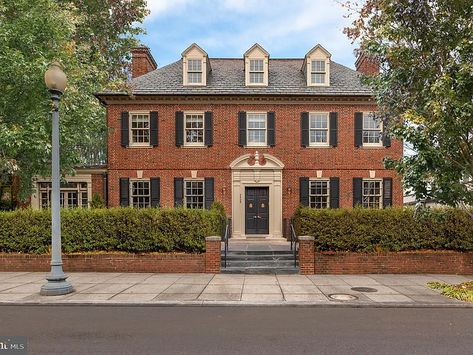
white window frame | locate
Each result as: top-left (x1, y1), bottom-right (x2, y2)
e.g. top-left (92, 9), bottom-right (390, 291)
top-left (183, 112), bottom-right (205, 147)
top-left (130, 179), bottom-right (151, 208)
top-left (362, 179), bottom-right (383, 209)
top-left (129, 111), bottom-right (150, 147)
top-left (309, 112), bottom-right (330, 147)
top-left (38, 181), bottom-right (89, 209)
top-left (246, 112), bottom-right (267, 147)
top-left (249, 59), bottom-right (264, 84)
top-left (184, 179), bottom-right (205, 209)
top-left (310, 60), bottom-right (326, 85)
top-left (187, 59), bottom-right (203, 85)
top-left (362, 112), bottom-right (383, 147)
top-left (309, 179), bottom-right (330, 209)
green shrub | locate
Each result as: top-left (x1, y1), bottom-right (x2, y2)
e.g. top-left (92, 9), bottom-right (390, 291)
top-left (90, 193), bottom-right (105, 209)
top-left (293, 207), bottom-right (473, 252)
top-left (0, 207), bottom-right (226, 254)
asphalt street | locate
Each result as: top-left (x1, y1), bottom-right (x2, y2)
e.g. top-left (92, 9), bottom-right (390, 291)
top-left (0, 306), bottom-right (472, 354)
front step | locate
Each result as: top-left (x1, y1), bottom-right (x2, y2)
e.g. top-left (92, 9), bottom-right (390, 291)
top-left (221, 250), bottom-right (298, 274)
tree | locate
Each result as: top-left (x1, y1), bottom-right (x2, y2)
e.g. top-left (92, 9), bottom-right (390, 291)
top-left (343, 0), bottom-right (473, 208)
top-left (0, 0), bottom-right (148, 200)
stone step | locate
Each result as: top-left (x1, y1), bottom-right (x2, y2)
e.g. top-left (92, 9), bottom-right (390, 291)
top-left (223, 254), bottom-right (295, 261)
top-left (223, 260), bottom-right (298, 268)
top-left (221, 266), bottom-right (299, 274)
top-left (222, 250), bottom-right (296, 256)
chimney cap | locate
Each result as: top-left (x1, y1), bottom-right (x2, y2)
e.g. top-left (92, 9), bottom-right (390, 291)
top-left (131, 46), bottom-right (157, 69)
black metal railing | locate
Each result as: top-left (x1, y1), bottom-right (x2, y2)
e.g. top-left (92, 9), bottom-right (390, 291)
top-left (290, 222), bottom-right (298, 267)
top-left (222, 219), bottom-right (231, 268)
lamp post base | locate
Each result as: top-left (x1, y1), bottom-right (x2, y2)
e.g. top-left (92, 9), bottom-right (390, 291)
top-left (40, 275), bottom-right (74, 296)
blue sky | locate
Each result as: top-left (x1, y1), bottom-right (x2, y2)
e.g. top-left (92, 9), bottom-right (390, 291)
top-left (140, 0), bottom-right (359, 69)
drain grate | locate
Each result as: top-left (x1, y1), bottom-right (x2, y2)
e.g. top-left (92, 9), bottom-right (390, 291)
top-left (328, 293), bottom-right (358, 301)
top-left (351, 287), bottom-right (378, 293)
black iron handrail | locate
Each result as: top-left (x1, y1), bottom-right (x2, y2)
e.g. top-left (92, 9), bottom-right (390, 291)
top-left (290, 222), bottom-right (298, 267)
top-left (222, 219), bottom-right (231, 268)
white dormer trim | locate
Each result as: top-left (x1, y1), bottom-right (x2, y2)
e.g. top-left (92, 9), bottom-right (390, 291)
top-left (244, 43), bottom-right (269, 87)
top-left (303, 44), bottom-right (331, 87)
top-left (182, 43), bottom-right (211, 86)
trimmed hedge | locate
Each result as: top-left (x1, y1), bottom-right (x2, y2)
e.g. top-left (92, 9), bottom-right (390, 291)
top-left (293, 207), bottom-right (473, 252)
top-left (0, 206), bottom-right (226, 254)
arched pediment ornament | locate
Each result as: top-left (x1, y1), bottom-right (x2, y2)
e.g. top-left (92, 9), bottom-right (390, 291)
top-left (230, 151), bottom-right (284, 170)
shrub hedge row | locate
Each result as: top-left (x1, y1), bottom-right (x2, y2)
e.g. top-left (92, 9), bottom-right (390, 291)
top-left (0, 206), bottom-right (226, 254)
top-left (293, 207), bottom-right (473, 252)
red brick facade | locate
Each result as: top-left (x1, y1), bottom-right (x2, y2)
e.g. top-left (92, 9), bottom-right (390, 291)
top-left (105, 100), bottom-right (403, 221)
top-left (131, 47), bottom-right (157, 78)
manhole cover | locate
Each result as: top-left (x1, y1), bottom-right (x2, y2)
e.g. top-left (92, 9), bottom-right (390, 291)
top-left (328, 293), bottom-right (358, 301)
top-left (351, 287), bottom-right (378, 293)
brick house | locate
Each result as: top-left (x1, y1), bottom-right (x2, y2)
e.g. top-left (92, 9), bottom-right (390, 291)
top-left (89, 42), bottom-right (402, 239)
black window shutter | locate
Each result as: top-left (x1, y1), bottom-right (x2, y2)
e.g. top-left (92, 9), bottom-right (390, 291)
top-left (174, 177), bottom-right (184, 207)
top-left (204, 177), bottom-right (215, 209)
top-left (353, 177), bottom-right (363, 207)
top-left (150, 111), bottom-right (159, 147)
top-left (383, 177), bottom-right (393, 207)
top-left (120, 112), bottom-right (129, 147)
top-left (329, 112), bottom-right (338, 147)
top-left (150, 177), bottom-right (160, 207)
top-left (329, 177), bottom-right (340, 208)
top-left (354, 112), bottom-right (363, 147)
top-left (299, 177), bottom-right (309, 206)
top-left (175, 111), bottom-right (184, 147)
top-left (119, 178), bottom-right (129, 207)
top-left (267, 111), bottom-right (275, 146)
top-left (383, 125), bottom-right (391, 147)
top-left (301, 112), bottom-right (309, 147)
top-left (238, 111), bottom-right (247, 146)
top-left (204, 111), bottom-right (213, 147)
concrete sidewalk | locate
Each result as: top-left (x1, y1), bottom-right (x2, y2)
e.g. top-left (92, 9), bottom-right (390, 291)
top-left (0, 272), bottom-right (471, 307)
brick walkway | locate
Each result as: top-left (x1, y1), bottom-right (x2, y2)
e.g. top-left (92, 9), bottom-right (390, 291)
top-left (0, 272), bottom-right (471, 306)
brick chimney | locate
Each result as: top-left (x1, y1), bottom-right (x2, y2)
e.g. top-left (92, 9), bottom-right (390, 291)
top-left (355, 51), bottom-right (379, 75)
top-left (130, 46), bottom-right (157, 78)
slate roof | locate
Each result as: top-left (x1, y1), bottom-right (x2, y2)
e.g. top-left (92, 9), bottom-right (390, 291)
top-left (100, 58), bottom-right (372, 97)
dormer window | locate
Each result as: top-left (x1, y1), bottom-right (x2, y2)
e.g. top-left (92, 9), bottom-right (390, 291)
top-left (303, 44), bottom-right (331, 87)
top-left (182, 43), bottom-right (210, 86)
top-left (187, 59), bottom-right (202, 84)
top-left (244, 43), bottom-right (269, 87)
top-left (249, 59), bottom-right (264, 84)
top-left (311, 60), bottom-right (326, 84)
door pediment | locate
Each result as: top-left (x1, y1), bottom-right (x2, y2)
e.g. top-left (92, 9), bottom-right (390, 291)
top-left (230, 151), bottom-right (284, 170)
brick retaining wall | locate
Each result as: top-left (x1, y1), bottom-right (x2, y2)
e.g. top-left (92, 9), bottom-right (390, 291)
top-left (0, 253), bottom-right (206, 273)
top-left (313, 251), bottom-right (473, 275)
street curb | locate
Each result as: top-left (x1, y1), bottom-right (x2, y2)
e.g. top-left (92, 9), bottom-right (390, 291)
top-left (0, 300), bottom-right (472, 308)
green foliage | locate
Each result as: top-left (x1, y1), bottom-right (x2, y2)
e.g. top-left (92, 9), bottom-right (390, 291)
top-left (89, 193), bottom-right (105, 209)
top-left (0, 207), bottom-right (226, 254)
top-left (428, 281), bottom-right (473, 303)
top-left (344, 0), bottom-right (473, 207)
top-left (0, 0), bottom-right (148, 199)
top-left (293, 207), bottom-right (473, 252)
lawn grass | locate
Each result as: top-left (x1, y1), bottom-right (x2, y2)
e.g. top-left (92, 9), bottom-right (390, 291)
top-left (427, 281), bottom-right (473, 303)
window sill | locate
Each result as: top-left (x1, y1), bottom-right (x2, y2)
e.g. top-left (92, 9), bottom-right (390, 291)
top-left (181, 145), bottom-right (208, 149)
top-left (307, 145), bottom-right (332, 149)
top-left (126, 145), bottom-right (153, 149)
top-left (359, 145), bottom-right (385, 149)
top-left (244, 145), bottom-right (271, 149)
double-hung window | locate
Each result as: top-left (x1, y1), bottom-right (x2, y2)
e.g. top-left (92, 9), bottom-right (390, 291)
top-left (247, 113), bottom-right (267, 146)
top-left (185, 180), bottom-right (204, 209)
top-left (309, 113), bottom-right (329, 146)
top-left (38, 181), bottom-right (88, 209)
top-left (130, 180), bottom-right (151, 208)
top-left (362, 112), bottom-right (382, 146)
top-left (249, 59), bottom-right (264, 84)
top-left (130, 113), bottom-right (150, 146)
top-left (184, 113), bottom-right (204, 146)
top-left (187, 59), bottom-right (202, 84)
top-left (362, 179), bottom-right (382, 208)
top-left (309, 180), bottom-right (330, 208)
top-left (311, 60), bottom-right (326, 84)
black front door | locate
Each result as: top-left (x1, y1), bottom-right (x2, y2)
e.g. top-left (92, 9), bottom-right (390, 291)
top-left (245, 187), bottom-right (269, 235)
